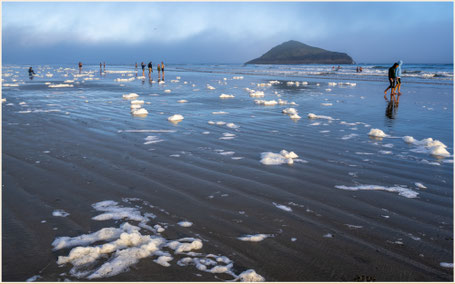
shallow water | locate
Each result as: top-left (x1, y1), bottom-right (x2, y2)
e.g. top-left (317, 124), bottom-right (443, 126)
top-left (2, 64), bottom-right (453, 281)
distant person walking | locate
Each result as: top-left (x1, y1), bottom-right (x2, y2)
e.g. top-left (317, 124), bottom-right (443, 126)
top-left (135, 62), bottom-right (138, 70)
top-left (394, 60), bottom-right (403, 101)
top-left (141, 62), bottom-right (146, 76)
top-left (161, 62), bottom-right (165, 81)
top-left (148, 61), bottom-right (153, 77)
top-left (78, 62), bottom-right (83, 73)
top-left (100, 62), bottom-right (102, 70)
top-left (384, 62), bottom-right (399, 102)
top-left (28, 67), bottom-right (35, 79)
top-left (103, 62), bottom-right (106, 71)
top-left (157, 63), bottom-right (161, 80)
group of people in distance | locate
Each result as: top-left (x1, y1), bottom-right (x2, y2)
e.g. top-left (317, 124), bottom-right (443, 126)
top-left (384, 60), bottom-right (403, 104)
top-left (138, 61), bottom-right (165, 81)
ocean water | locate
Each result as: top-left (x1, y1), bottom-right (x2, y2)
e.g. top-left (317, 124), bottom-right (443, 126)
top-left (2, 63), bottom-right (453, 281)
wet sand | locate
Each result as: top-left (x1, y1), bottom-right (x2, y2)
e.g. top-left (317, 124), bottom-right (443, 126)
top-left (2, 65), bottom-right (453, 281)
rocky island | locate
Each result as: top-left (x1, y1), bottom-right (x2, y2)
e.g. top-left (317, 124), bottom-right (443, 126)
top-left (246, 40), bottom-right (354, 65)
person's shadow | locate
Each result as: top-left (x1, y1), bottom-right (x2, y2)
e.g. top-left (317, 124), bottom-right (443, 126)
top-left (385, 100), bottom-right (399, 119)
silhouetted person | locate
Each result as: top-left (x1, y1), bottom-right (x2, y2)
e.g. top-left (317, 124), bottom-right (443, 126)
top-left (78, 62), bottom-right (82, 73)
top-left (161, 61), bottom-right (165, 81)
top-left (141, 62), bottom-right (145, 76)
top-left (384, 63), bottom-right (399, 102)
top-left (28, 67), bottom-right (35, 79)
top-left (148, 61), bottom-right (153, 77)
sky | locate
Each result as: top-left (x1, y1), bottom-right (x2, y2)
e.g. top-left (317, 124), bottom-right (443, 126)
top-left (2, 2), bottom-right (453, 64)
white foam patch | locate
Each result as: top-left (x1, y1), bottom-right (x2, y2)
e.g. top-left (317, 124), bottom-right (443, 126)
top-left (368, 128), bottom-right (388, 138)
top-left (212, 111), bottom-right (228, 115)
top-left (207, 84), bottom-right (215, 90)
top-left (290, 114), bottom-right (301, 120)
top-left (249, 91), bottom-right (264, 98)
top-left (237, 234), bottom-right (272, 242)
top-left (260, 150), bottom-right (299, 165)
top-left (233, 76), bottom-right (244, 80)
top-left (308, 113), bottom-right (334, 120)
top-left (415, 182), bottom-right (427, 189)
top-left (53, 199), bottom-right (264, 280)
top-left (123, 93), bottom-right (139, 100)
top-left (115, 77), bottom-right (135, 82)
top-left (220, 133), bottom-right (236, 140)
top-left (323, 233), bottom-right (333, 238)
top-left (226, 123), bottom-right (239, 129)
top-left (105, 70), bottom-right (136, 74)
top-left (220, 94), bottom-right (235, 99)
top-left (154, 255), bottom-right (173, 267)
top-left (168, 114), bottom-right (184, 122)
top-left (272, 202), bottom-right (292, 212)
top-left (255, 100), bottom-right (277, 106)
top-left (345, 224), bottom-right (363, 229)
top-left (49, 84), bottom-right (74, 88)
top-left (164, 89), bottom-right (171, 93)
top-left (3, 83), bottom-right (20, 87)
top-left (26, 275), bottom-right (41, 282)
top-left (282, 108), bottom-right (298, 115)
top-left (335, 184), bottom-right (418, 198)
top-left (402, 136), bottom-right (450, 157)
top-left (177, 221), bottom-right (193, 227)
top-left (53, 209), bottom-right (70, 217)
top-left (237, 269), bottom-right (265, 282)
top-left (131, 104), bottom-right (141, 110)
top-left (321, 103), bottom-right (333, 106)
top-left (131, 100), bottom-right (144, 105)
top-left (440, 262), bottom-right (453, 268)
top-left (177, 100), bottom-right (187, 103)
top-left (144, 136), bottom-right (164, 144)
top-left (132, 108), bottom-right (148, 116)
top-left (219, 151), bottom-right (235, 155)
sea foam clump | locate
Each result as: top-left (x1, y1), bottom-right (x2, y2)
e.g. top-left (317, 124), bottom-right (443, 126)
top-left (115, 77), bottom-right (135, 82)
top-left (219, 94), bottom-right (235, 99)
top-left (132, 108), bottom-right (148, 116)
top-left (282, 108), bottom-right (301, 120)
top-left (260, 150), bottom-right (299, 165)
top-left (52, 198), bottom-right (265, 281)
top-left (255, 100), bottom-right (277, 106)
top-left (335, 184), bottom-right (418, 199)
top-left (49, 84), bottom-right (74, 88)
top-left (368, 128), bottom-right (388, 138)
top-left (237, 234), bottom-right (272, 242)
top-left (123, 93), bottom-right (139, 100)
top-left (168, 114), bottom-right (184, 122)
top-left (307, 113), bottom-right (334, 120)
top-left (402, 136), bottom-right (450, 157)
top-left (249, 91), bottom-right (265, 98)
top-left (282, 108), bottom-right (298, 115)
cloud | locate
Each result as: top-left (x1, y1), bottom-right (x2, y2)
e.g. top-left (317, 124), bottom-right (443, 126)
top-left (2, 2), bottom-right (453, 64)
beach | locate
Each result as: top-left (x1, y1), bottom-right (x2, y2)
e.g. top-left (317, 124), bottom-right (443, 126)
top-left (2, 63), bottom-right (453, 281)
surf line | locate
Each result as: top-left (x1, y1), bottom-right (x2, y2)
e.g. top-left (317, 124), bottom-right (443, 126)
top-left (118, 130), bottom-right (177, 133)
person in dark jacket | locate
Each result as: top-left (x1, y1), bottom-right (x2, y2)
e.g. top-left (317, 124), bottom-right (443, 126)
top-left (384, 63), bottom-right (398, 101)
